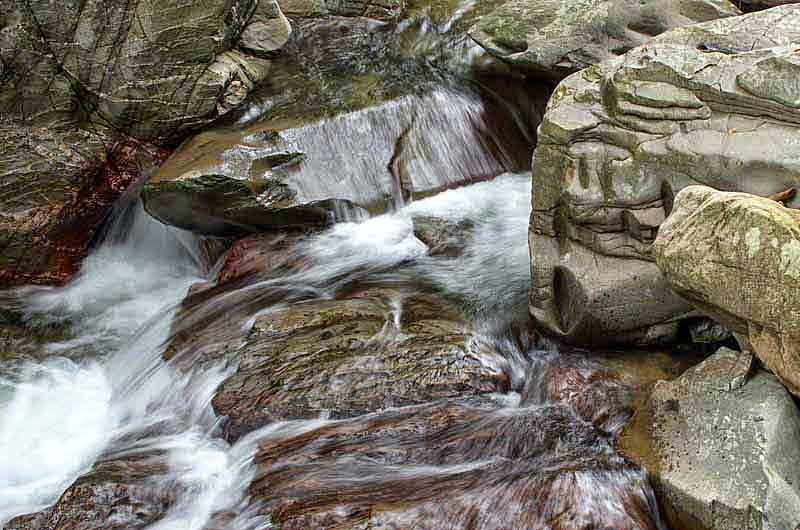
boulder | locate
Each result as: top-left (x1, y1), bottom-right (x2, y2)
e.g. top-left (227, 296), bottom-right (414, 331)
top-left (621, 347), bottom-right (800, 530)
top-left (655, 185), bottom-right (800, 397)
top-left (0, 0), bottom-right (291, 286)
top-left (528, 6), bottom-right (800, 346)
top-left (469, 0), bottom-right (740, 80)
top-left (3, 455), bottom-right (174, 530)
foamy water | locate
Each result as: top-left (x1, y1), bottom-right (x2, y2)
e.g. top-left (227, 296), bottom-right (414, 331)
top-left (0, 175), bottom-right (535, 526)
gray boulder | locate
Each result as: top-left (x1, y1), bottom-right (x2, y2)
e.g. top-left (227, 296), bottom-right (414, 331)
top-left (469, 0), bottom-right (740, 80)
top-left (529, 6), bottom-right (800, 345)
top-left (622, 347), bottom-right (800, 530)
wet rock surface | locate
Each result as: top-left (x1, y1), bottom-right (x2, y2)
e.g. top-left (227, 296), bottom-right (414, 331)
top-left (469, 0), bottom-right (740, 80)
top-left (4, 454), bottom-right (174, 530)
top-left (655, 185), bottom-right (800, 398)
top-left (528, 5), bottom-right (800, 346)
top-left (212, 289), bottom-right (509, 440)
top-left (248, 400), bottom-right (666, 530)
top-left (622, 347), bottom-right (800, 530)
top-left (0, 0), bottom-right (290, 285)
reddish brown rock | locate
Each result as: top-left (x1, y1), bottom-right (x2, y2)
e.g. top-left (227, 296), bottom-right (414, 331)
top-left (247, 400), bottom-right (666, 529)
top-left (0, 140), bottom-right (170, 287)
top-left (3, 454), bottom-right (174, 530)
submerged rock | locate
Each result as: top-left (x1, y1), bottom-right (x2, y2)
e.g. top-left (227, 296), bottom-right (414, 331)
top-left (528, 6), bottom-right (800, 346)
top-left (622, 347), bottom-right (800, 530)
top-left (248, 400), bottom-right (666, 529)
top-left (655, 185), bottom-right (800, 398)
top-left (469, 0), bottom-right (740, 80)
top-left (412, 216), bottom-right (474, 257)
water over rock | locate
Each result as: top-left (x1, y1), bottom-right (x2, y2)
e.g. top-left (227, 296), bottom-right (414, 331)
top-left (528, 5), bottom-right (800, 346)
top-left (621, 346), bottom-right (800, 530)
top-left (141, 9), bottom-right (546, 236)
top-left (247, 400), bottom-right (667, 529)
top-left (655, 185), bottom-right (800, 398)
top-left (163, 227), bottom-right (511, 440)
top-left (469, 0), bottom-right (740, 80)
top-left (0, 0), bottom-right (291, 286)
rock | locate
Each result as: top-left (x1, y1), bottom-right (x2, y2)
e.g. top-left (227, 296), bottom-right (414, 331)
top-left (212, 288), bottom-right (509, 440)
top-left (0, 0), bottom-right (291, 286)
top-left (141, 10), bottom-right (545, 236)
top-left (0, 136), bottom-right (170, 286)
top-left (3, 455), bottom-right (174, 530)
top-left (528, 6), bottom-right (800, 346)
top-left (688, 318), bottom-right (733, 345)
top-left (655, 185), bottom-right (800, 397)
top-left (469, 0), bottom-right (740, 80)
top-left (736, 0), bottom-right (800, 12)
top-left (621, 347), bottom-right (800, 530)
top-left (248, 400), bottom-right (666, 529)
top-left (411, 216), bottom-right (474, 257)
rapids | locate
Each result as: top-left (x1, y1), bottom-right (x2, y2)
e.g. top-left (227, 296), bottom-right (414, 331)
top-left (0, 4), bottom-right (668, 528)
top-left (0, 173), bottom-right (668, 529)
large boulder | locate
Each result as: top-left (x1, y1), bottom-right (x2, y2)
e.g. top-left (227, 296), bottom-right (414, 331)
top-left (469, 0), bottom-right (740, 80)
top-left (528, 5), bottom-right (800, 346)
top-left (622, 347), bottom-right (800, 530)
top-left (655, 185), bottom-right (800, 397)
top-left (0, 0), bottom-right (291, 286)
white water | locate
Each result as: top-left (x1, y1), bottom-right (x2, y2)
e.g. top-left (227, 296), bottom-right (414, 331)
top-left (0, 202), bottom-right (265, 528)
top-left (0, 174), bottom-right (534, 527)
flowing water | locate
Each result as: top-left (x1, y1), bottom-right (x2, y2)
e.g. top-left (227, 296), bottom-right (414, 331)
top-left (0, 5), bottom-right (668, 529)
top-left (0, 173), bottom-right (668, 529)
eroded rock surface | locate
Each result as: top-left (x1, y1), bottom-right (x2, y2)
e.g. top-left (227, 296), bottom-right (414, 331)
top-left (4, 455), bottom-right (174, 530)
top-left (622, 347), bottom-right (800, 530)
top-left (528, 6), bottom-right (800, 346)
top-left (655, 185), bottom-right (800, 397)
top-left (469, 0), bottom-right (740, 79)
top-left (0, 0), bottom-right (290, 285)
